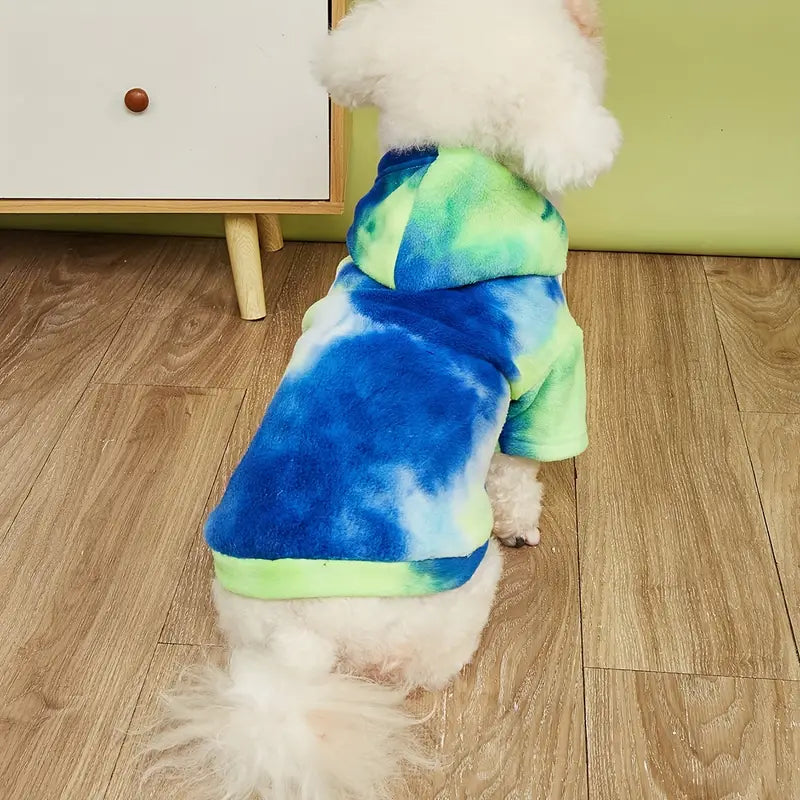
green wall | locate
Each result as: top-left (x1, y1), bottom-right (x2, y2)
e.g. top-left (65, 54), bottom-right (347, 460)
top-left (3, 0), bottom-right (799, 256)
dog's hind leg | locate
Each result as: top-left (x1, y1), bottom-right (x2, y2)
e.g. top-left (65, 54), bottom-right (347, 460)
top-left (281, 540), bottom-right (505, 692)
top-left (378, 539), bottom-right (504, 691)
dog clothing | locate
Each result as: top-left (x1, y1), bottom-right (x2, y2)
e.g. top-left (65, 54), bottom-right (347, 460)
top-left (206, 147), bottom-right (587, 600)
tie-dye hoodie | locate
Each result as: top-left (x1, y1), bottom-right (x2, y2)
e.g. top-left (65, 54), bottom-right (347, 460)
top-left (205, 147), bottom-right (587, 600)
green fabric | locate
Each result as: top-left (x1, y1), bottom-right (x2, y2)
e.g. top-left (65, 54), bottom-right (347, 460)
top-left (211, 549), bottom-right (473, 600)
top-left (350, 148), bottom-right (568, 291)
top-left (503, 324), bottom-right (588, 461)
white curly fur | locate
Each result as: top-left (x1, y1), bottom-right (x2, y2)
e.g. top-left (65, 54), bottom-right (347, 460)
top-left (487, 453), bottom-right (544, 547)
top-left (145, 541), bottom-right (503, 800)
top-left (314, 0), bottom-right (621, 194)
top-left (149, 1), bottom-right (617, 797)
top-left (144, 650), bottom-right (425, 800)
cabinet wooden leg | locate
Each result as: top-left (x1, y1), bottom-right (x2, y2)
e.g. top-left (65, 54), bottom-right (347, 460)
top-left (256, 213), bottom-right (284, 254)
top-left (224, 213), bottom-right (267, 320)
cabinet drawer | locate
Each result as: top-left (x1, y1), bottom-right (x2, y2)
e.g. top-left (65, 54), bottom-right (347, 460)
top-left (0, 0), bottom-right (330, 201)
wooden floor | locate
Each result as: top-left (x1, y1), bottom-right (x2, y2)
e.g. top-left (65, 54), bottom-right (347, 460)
top-left (1, 231), bottom-right (798, 800)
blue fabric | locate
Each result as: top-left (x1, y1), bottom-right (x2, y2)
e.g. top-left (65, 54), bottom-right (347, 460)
top-left (205, 147), bottom-right (587, 599)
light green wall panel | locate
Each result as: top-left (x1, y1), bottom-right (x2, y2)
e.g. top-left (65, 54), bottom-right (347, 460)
top-left (3, 0), bottom-right (798, 256)
top-left (564, 0), bottom-right (800, 257)
top-left (0, 211), bottom-right (224, 238)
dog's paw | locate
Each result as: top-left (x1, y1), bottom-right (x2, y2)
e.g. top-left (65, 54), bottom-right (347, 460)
top-left (497, 526), bottom-right (541, 549)
top-left (486, 452), bottom-right (544, 548)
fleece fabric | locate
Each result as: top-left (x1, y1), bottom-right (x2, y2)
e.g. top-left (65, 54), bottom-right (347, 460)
top-left (206, 147), bottom-right (587, 600)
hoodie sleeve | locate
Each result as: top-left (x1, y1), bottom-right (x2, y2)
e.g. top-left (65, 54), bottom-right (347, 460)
top-left (498, 327), bottom-right (588, 462)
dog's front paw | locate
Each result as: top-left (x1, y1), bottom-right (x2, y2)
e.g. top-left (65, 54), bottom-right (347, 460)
top-left (497, 526), bottom-right (541, 549)
top-left (486, 452), bottom-right (544, 548)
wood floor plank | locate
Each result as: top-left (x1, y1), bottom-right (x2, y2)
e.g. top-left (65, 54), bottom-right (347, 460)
top-left (161, 243), bottom-right (347, 644)
top-left (8, 238), bottom-right (796, 799)
top-left (0, 384), bottom-right (242, 800)
top-left (585, 668), bottom-right (800, 800)
top-left (571, 252), bottom-right (798, 678)
top-left (404, 460), bottom-right (587, 800)
top-left (742, 412), bottom-right (800, 642)
top-left (0, 231), bottom-right (38, 291)
top-left (95, 240), bottom-right (297, 390)
top-left (0, 233), bottom-right (157, 542)
top-left (572, 252), bottom-right (737, 413)
top-left (706, 258), bottom-right (800, 413)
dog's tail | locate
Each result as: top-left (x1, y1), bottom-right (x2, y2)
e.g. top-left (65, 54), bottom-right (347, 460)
top-left (143, 640), bottom-right (426, 800)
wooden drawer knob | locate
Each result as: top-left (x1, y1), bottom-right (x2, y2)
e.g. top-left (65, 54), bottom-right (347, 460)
top-left (124, 88), bottom-right (149, 113)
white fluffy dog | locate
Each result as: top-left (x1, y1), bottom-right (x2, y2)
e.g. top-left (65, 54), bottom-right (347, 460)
top-left (148, 1), bottom-right (619, 798)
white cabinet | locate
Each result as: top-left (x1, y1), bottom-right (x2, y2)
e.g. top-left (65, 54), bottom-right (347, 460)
top-left (0, 0), bottom-right (347, 319)
top-left (1, 0), bottom-right (331, 200)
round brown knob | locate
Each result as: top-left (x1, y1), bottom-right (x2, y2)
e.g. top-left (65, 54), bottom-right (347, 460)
top-left (124, 88), bottom-right (149, 113)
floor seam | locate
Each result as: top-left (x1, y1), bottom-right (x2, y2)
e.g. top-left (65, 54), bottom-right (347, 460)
top-left (574, 456), bottom-right (592, 800)
top-left (738, 414), bottom-right (800, 669)
top-left (702, 260), bottom-right (741, 413)
top-left (154, 243), bottom-right (304, 645)
top-left (89, 380), bottom-right (250, 392)
top-left (567, 263), bottom-right (592, 800)
top-left (156, 388), bottom-right (247, 644)
top-left (102, 641), bottom-right (161, 799)
top-left (585, 663), bottom-right (800, 684)
top-left (0, 251), bottom-right (157, 549)
top-left (703, 258), bottom-right (800, 674)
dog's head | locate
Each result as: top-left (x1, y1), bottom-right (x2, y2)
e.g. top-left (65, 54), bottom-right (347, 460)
top-left (315, 0), bottom-right (621, 195)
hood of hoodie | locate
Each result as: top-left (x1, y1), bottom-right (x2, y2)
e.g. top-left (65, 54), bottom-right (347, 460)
top-left (346, 147), bottom-right (569, 292)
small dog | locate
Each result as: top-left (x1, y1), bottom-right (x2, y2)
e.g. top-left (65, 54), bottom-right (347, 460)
top-left (149, 1), bottom-right (620, 798)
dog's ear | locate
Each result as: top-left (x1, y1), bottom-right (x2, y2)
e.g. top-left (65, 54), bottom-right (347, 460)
top-left (312, 2), bottom-right (387, 109)
top-left (563, 0), bottom-right (603, 40)
top-left (517, 69), bottom-right (621, 194)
